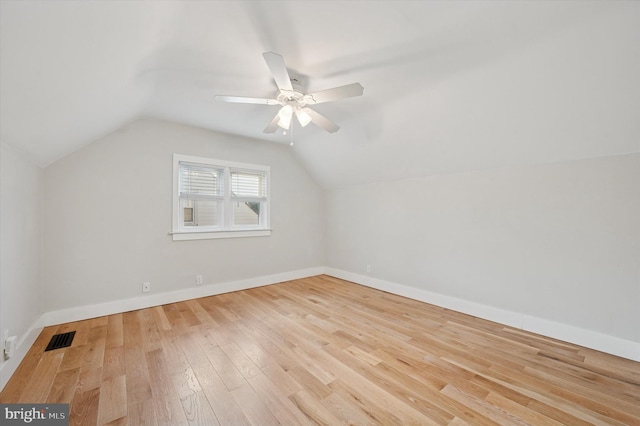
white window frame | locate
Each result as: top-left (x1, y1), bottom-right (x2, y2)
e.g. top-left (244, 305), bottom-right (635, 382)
top-left (172, 154), bottom-right (271, 241)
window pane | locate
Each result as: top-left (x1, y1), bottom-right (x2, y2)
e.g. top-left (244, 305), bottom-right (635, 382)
top-left (233, 201), bottom-right (260, 226)
top-left (183, 207), bottom-right (194, 223)
top-left (181, 199), bottom-right (219, 227)
top-left (231, 170), bottom-right (266, 198)
top-left (180, 163), bottom-right (223, 197)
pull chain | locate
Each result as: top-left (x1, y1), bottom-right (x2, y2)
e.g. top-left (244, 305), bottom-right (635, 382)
top-left (290, 120), bottom-right (294, 146)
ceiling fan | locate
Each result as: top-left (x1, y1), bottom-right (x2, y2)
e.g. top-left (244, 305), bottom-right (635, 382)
top-left (215, 52), bottom-right (364, 134)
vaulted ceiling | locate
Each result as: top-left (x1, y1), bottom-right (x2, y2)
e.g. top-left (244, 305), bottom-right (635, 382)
top-left (1, 1), bottom-right (638, 187)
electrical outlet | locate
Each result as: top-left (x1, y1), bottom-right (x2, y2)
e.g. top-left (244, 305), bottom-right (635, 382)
top-left (142, 281), bottom-right (151, 293)
top-left (196, 275), bottom-right (203, 285)
top-left (366, 264), bottom-right (372, 274)
top-left (3, 330), bottom-right (10, 358)
top-left (4, 336), bottom-right (16, 358)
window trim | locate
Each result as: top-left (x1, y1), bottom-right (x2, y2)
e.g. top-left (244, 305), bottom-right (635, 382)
top-left (172, 154), bottom-right (271, 241)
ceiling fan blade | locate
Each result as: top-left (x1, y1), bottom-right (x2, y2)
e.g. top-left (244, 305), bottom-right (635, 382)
top-left (304, 108), bottom-right (340, 133)
top-left (263, 112), bottom-right (281, 133)
top-left (262, 52), bottom-right (293, 91)
top-left (215, 95), bottom-right (279, 105)
top-left (305, 83), bottom-right (364, 105)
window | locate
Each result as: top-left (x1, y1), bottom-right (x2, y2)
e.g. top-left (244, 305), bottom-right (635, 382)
top-left (172, 154), bottom-right (270, 240)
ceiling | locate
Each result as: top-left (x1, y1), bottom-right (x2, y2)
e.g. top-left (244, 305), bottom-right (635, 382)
top-left (1, 1), bottom-right (638, 188)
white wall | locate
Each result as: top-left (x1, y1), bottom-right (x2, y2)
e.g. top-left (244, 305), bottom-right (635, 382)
top-left (0, 143), bottom-right (44, 389)
top-left (326, 154), bottom-right (640, 352)
top-left (43, 119), bottom-right (324, 313)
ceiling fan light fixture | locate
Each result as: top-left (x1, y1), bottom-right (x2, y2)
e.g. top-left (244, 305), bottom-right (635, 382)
top-left (218, 52), bottom-right (363, 134)
top-left (295, 108), bottom-right (312, 127)
top-left (277, 105), bottom-right (293, 129)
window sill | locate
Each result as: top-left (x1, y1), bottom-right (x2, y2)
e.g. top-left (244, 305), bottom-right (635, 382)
top-left (171, 229), bottom-right (272, 241)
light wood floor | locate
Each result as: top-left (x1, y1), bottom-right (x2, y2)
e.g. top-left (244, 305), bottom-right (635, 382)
top-left (1, 275), bottom-right (639, 425)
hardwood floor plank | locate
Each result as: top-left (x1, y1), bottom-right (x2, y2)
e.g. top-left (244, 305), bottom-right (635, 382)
top-left (319, 391), bottom-right (378, 425)
top-left (230, 382), bottom-right (281, 426)
top-left (176, 301), bottom-right (202, 328)
top-left (97, 374), bottom-right (127, 425)
top-left (160, 334), bottom-right (191, 375)
top-left (484, 392), bottom-right (565, 426)
top-left (1, 275), bottom-right (637, 425)
top-left (287, 364), bottom-right (333, 400)
top-left (233, 316), bottom-right (302, 372)
top-left (47, 367), bottom-right (81, 403)
top-left (83, 336), bottom-right (106, 370)
top-left (71, 320), bottom-right (92, 347)
top-left (315, 347), bottom-right (439, 424)
top-left (185, 344), bottom-right (251, 425)
top-left (145, 349), bottom-right (189, 426)
top-left (228, 330), bottom-right (272, 370)
top-left (19, 350), bottom-right (64, 401)
top-left (289, 389), bottom-right (343, 425)
top-left (172, 366), bottom-right (202, 399)
top-left (325, 343), bottom-right (456, 424)
top-left (161, 303), bottom-right (183, 326)
top-left (220, 342), bottom-right (261, 380)
top-left (525, 398), bottom-right (598, 426)
top-left (102, 346), bottom-right (125, 382)
top-left (476, 364), bottom-right (631, 425)
top-left (261, 363), bottom-right (304, 397)
top-left (184, 299), bottom-right (217, 328)
top-left (150, 306), bottom-right (172, 332)
top-left (59, 345), bottom-right (88, 371)
top-left (75, 367), bottom-right (103, 394)
top-left (201, 343), bottom-right (247, 391)
top-left (124, 344), bottom-right (153, 405)
top-left (140, 310), bottom-right (162, 353)
top-left (106, 314), bottom-right (124, 349)
top-left (439, 384), bottom-right (513, 426)
top-left (247, 372), bottom-right (315, 425)
top-left (327, 378), bottom-right (410, 425)
top-left (70, 387), bottom-right (100, 426)
top-left (127, 399), bottom-right (158, 426)
top-left (179, 390), bottom-right (219, 426)
top-left (90, 316), bottom-right (108, 328)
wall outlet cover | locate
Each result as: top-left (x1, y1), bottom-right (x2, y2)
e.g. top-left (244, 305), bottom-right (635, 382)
top-left (4, 335), bottom-right (17, 358)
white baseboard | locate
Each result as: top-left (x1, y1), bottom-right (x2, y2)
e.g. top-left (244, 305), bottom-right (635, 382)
top-left (41, 267), bottom-right (324, 327)
top-left (1, 267), bottom-right (323, 393)
top-left (324, 267), bottom-right (640, 362)
top-left (0, 318), bottom-right (43, 393)
top-left (2, 265), bottom-right (636, 395)
top-left (0, 267), bottom-right (322, 393)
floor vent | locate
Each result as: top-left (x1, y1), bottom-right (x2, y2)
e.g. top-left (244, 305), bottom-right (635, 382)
top-left (45, 331), bottom-right (76, 352)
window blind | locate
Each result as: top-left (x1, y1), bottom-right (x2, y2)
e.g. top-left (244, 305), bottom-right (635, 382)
top-left (230, 170), bottom-right (267, 200)
top-left (179, 163), bottom-right (223, 198)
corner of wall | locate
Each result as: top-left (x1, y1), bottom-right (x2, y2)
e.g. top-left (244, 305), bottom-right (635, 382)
top-left (0, 317), bottom-right (43, 393)
top-left (0, 142), bottom-right (46, 394)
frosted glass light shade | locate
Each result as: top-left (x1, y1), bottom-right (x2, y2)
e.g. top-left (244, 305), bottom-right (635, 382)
top-left (277, 105), bottom-right (293, 129)
top-left (295, 108), bottom-right (312, 127)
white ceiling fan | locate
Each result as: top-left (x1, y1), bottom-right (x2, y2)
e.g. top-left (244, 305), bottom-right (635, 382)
top-left (215, 52), bottom-right (364, 134)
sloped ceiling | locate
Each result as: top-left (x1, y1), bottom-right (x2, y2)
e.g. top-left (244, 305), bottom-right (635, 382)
top-left (1, 1), bottom-right (638, 187)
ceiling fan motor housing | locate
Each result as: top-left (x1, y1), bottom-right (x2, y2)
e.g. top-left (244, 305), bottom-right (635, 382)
top-left (277, 88), bottom-right (307, 107)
